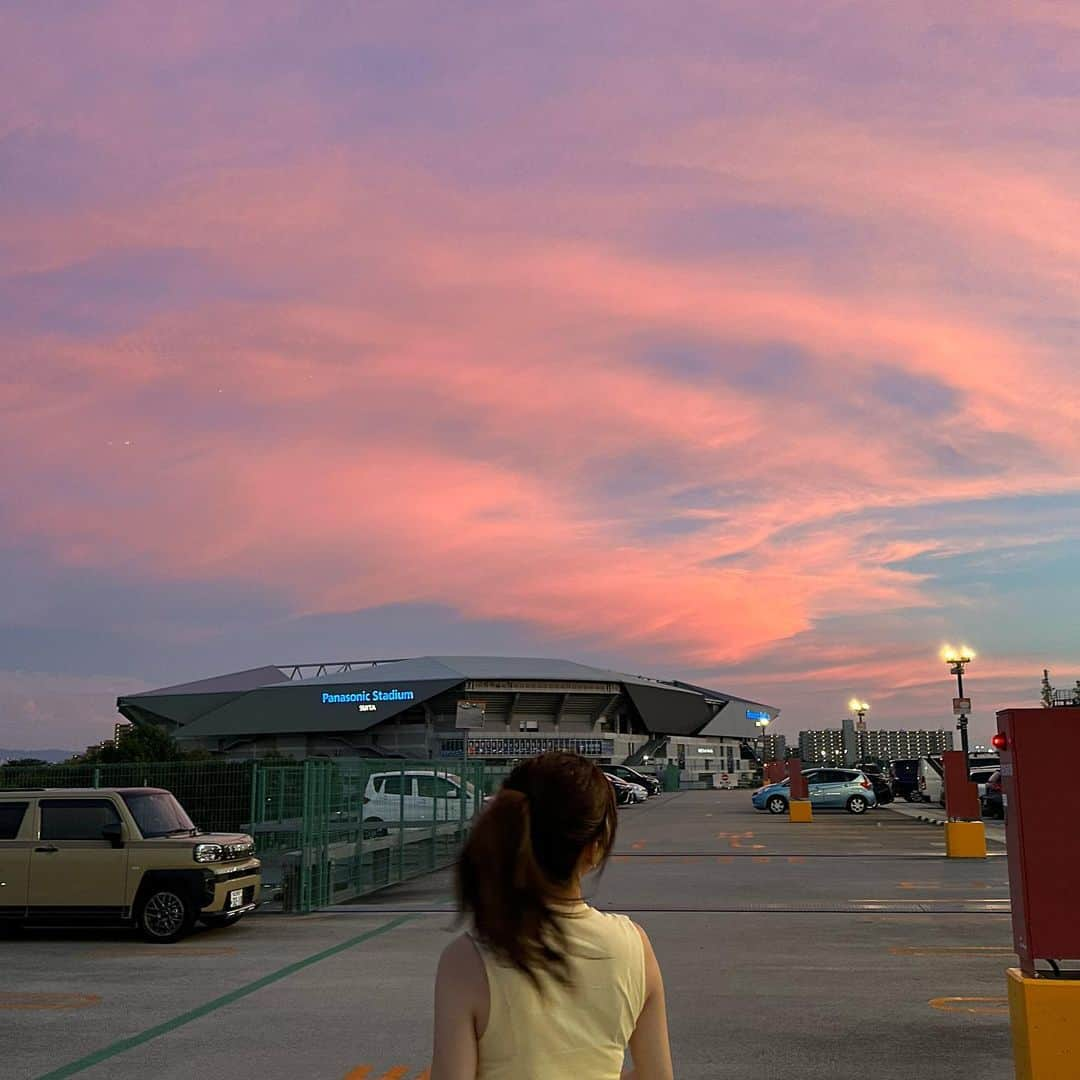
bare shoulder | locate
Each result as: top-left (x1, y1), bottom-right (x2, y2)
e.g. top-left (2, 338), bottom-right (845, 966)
top-left (435, 933), bottom-right (490, 1039)
top-left (631, 920), bottom-right (656, 956)
top-left (438, 933), bottom-right (486, 986)
top-left (630, 921), bottom-right (664, 996)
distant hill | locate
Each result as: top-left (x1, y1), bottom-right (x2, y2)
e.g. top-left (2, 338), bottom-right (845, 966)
top-left (0, 748), bottom-right (76, 764)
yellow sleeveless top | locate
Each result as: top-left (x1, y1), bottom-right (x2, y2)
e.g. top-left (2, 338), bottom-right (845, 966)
top-left (473, 904), bottom-right (646, 1080)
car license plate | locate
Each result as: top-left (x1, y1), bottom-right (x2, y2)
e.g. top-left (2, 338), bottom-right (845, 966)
top-left (229, 889), bottom-right (243, 909)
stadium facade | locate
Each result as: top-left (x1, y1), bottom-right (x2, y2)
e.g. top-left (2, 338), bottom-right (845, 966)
top-left (117, 655), bottom-right (779, 785)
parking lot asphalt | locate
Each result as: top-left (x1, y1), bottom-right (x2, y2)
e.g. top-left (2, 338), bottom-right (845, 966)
top-left (4, 792), bottom-right (1015, 1080)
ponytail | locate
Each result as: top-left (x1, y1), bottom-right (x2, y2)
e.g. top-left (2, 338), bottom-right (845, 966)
top-left (455, 753), bottom-right (617, 989)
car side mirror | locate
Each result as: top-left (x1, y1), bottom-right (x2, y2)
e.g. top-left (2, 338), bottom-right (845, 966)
top-left (102, 822), bottom-right (124, 848)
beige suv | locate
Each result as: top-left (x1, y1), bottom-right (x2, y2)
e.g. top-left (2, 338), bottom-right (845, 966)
top-left (0, 787), bottom-right (260, 942)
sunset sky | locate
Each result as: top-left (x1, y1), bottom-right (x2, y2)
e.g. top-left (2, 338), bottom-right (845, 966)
top-left (2, 2), bottom-right (1079, 750)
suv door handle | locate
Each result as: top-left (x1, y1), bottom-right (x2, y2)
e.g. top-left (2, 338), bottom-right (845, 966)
top-left (34, 845), bottom-right (59, 853)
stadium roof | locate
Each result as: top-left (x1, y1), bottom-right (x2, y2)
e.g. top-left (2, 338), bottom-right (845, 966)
top-left (118, 655), bottom-right (778, 740)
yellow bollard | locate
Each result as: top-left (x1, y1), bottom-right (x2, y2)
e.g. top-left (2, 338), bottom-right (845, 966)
top-left (1008, 969), bottom-right (1080, 1080)
top-left (788, 799), bottom-right (813, 823)
top-left (944, 820), bottom-right (986, 858)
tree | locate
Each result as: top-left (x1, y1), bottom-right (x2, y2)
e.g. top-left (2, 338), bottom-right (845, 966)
top-left (78, 724), bottom-right (200, 764)
top-left (1041, 669), bottom-right (1055, 708)
top-left (1, 757), bottom-right (51, 768)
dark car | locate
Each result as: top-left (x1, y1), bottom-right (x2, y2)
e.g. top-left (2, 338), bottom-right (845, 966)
top-left (981, 770), bottom-right (1005, 820)
top-left (604, 773), bottom-right (645, 806)
top-left (889, 758), bottom-right (921, 801)
top-left (601, 765), bottom-right (662, 797)
top-left (862, 771), bottom-right (894, 806)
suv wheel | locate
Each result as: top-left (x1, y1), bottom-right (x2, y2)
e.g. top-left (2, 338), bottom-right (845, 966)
top-left (766, 795), bottom-right (788, 815)
top-left (363, 817), bottom-right (387, 838)
top-left (137, 886), bottom-right (195, 943)
top-left (846, 795), bottom-right (868, 815)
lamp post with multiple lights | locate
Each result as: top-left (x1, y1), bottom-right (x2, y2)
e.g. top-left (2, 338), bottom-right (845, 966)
top-left (940, 644), bottom-right (975, 762)
top-left (846, 699), bottom-right (869, 767)
top-left (848, 698), bottom-right (869, 731)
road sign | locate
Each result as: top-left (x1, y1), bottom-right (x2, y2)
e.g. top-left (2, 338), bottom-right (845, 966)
top-left (953, 697), bottom-right (971, 715)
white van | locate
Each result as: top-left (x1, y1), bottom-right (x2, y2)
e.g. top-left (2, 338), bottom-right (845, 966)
top-left (362, 770), bottom-right (477, 829)
top-left (917, 754), bottom-right (1001, 805)
top-left (916, 756), bottom-right (944, 804)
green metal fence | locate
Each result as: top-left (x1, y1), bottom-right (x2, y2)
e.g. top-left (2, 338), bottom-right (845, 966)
top-left (0, 760), bottom-right (253, 833)
top-left (0, 757), bottom-right (489, 914)
top-left (249, 759), bottom-right (487, 913)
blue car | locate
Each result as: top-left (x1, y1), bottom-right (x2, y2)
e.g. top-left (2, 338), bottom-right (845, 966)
top-left (751, 769), bottom-right (878, 815)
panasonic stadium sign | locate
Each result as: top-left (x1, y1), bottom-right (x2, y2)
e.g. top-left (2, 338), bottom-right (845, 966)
top-left (321, 688), bottom-right (416, 713)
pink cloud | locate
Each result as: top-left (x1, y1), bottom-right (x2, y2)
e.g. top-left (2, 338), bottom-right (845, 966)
top-left (2, 1), bottom-right (1080, 740)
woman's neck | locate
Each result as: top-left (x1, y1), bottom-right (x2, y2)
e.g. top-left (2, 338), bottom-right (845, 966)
top-left (548, 875), bottom-right (584, 902)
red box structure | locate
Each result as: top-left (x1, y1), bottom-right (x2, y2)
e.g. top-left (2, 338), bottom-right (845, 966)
top-left (942, 750), bottom-right (981, 821)
top-left (788, 759), bottom-right (808, 800)
top-left (765, 762), bottom-right (786, 785)
top-left (997, 707), bottom-right (1080, 976)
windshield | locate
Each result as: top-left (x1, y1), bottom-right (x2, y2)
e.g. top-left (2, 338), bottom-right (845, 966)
top-left (121, 792), bottom-right (197, 838)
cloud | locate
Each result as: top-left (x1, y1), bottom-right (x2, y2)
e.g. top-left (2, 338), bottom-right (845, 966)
top-left (1, 1), bottom-right (1079, 742)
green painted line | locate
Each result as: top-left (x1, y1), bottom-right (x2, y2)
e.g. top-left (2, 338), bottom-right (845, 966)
top-left (35, 914), bottom-right (416, 1080)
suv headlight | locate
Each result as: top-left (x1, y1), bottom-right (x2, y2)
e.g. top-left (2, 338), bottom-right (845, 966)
top-left (194, 843), bottom-right (224, 863)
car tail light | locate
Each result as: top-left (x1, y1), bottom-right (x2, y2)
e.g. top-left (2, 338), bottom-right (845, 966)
top-left (860, 779), bottom-right (872, 790)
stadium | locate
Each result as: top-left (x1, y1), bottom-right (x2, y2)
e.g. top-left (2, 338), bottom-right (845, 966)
top-left (117, 655), bottom-right (779, 785)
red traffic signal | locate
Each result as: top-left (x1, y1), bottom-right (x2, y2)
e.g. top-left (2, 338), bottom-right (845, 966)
top-left (991, 732), bottom-right (1008, 751)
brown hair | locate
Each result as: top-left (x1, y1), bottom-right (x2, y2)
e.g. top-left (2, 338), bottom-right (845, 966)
top-left (456, 752), bottom-right (618, 987)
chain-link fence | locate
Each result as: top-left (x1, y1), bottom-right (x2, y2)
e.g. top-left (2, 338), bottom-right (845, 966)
top-left (0, 757), bottom-right (490, 914)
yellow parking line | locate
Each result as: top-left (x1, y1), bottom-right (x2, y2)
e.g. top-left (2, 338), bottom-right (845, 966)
top-left (342, 1067), bottom-right (371, 1080)
top-left (929, 996), bottom-right (1009, 1015)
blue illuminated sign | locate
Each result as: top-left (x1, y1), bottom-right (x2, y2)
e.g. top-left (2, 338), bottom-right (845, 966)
top-left (321, 689), bottom-right (415, 705)
top-left (746, 709), bottom-right (771, 721)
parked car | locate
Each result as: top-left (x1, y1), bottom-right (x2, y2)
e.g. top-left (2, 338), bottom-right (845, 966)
top-left (601, 765), bottom-right (661, 797)
top-left (863, 772), bottom-right (894, 806)
top-left (969, 766), bottom-right (997, 799)
top-left (981, 770), bottom-right (1005, 820)
top-left (916, 756), bottom-right (944, 805)
top-left (919, 755), bottom-right (1002, 807)
top-left (0, 786), bottom-right (260, 942)
top-left (605, 773), bottom-right (647, 805)
top-left (853, 763), bottom-right (893, 806)
top-left (889, 758), bottom-right (921, 801)
top-left (362, 770), bottom-right (477, 832)
top-left (752, 769), bottom-right (878, 815)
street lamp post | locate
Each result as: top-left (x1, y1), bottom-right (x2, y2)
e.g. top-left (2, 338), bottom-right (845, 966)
top-left (848, 698), bottom-right (869, 765)
top-left (940, 644), bottom-right (975, 762)
top-left (755, 718), bottom-right (771, 784)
